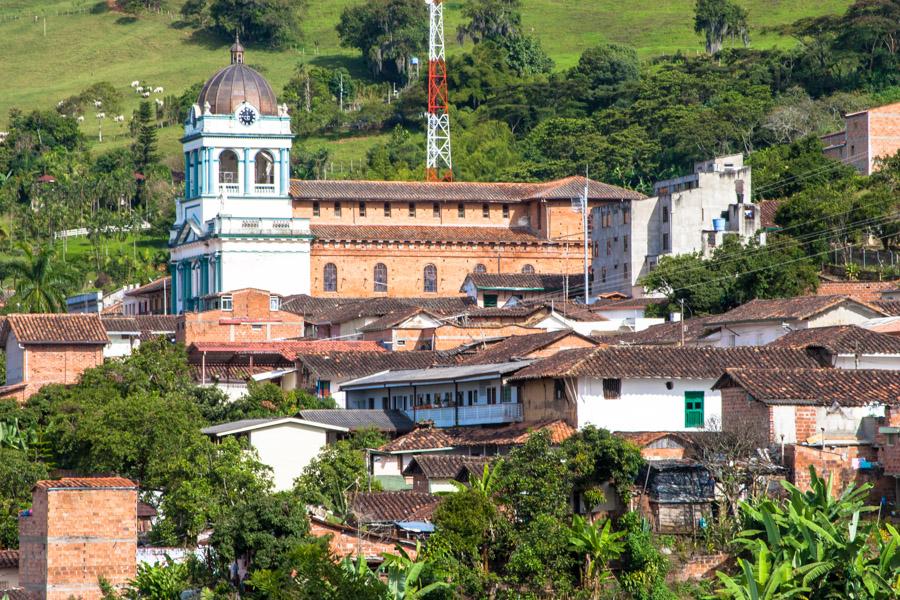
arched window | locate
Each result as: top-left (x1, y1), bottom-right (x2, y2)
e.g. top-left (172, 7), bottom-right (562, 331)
top-left (254, 151), bottom-right (274, 184)
top-left (323, 263), bottom-right (338, 292)
top-left (219, 150), bottom-right (239, 184)
top-left (374, 263), bottom-right (388, 292)
top-left (521, 264), bottom-right (535, 274)
top-left (423, 264), bottom-right (437, 293)
top-left (473, 263), bottom-right (487, 274)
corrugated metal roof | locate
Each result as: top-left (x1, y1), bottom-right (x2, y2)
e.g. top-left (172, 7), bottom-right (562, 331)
top-left (296, 409), bottom-right (415, 433)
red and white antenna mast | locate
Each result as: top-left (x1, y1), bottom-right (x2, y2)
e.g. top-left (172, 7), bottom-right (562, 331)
top-left (425, 0), bottom-right (452, 182)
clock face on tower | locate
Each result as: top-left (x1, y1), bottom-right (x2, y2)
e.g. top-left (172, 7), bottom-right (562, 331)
top-left (238, 105), bottom-right (257, 126)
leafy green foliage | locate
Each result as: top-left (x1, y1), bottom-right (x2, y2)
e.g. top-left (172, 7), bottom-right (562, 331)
top-left (694, 0), bottom-right (750, 54)
top-left (123, 559), bottom-right (189, 600)
top-left (717, 467), bottom-right (900, 599)
top-left (4, 244), bottom-right (80, 313)
top-left (183, 0), bottom-right (307, 48)
top-left (0, 447), bottom-right (49, 548)
top-left (616, 512), bottom-right (676, 600)
top-left (337, 0), bottom-right (427, 83)
top-left (569, 516), bottom-right (625, 594)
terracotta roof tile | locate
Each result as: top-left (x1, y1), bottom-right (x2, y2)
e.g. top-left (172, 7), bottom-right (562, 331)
top-left (705, 296), bottom-right (884, 324)
top-left (189, 340), bottom-right (385, 361)
top-left (0, 549), bottom-right (18, 568)
top-left (357, 307), bottom-right (435, 333)
top-left (714, 368), bottom-right (900, 406)
top-left (34, 477), bottom-right (137, 490)
top-left (380, 420), bottom-right (575, 453)
top-left (124, 276), bottom-right (171, 297)
top-left (509, 346), bottom-right (825, 381)
top-left (291, 176), bottom-right (644, 203)
top-left (766, 325), bottom-right (900, 355)
top-left (0, 589), bottom-right (33, 600)
top-left (350, 491), bottom-right (440, 523)
top-left (304, 296), bottom-right (472, 324)
top-left (461, 330), bottom-right (597, 365)
top-left (311, 224), bottom-right (548, 244)
top-left (0, 313), bottom-right (108, 345)
top-left (402, 454), bottom-right (493, 479)
top-left (758, 199), bottom-right (783, 229)
top-left (465, 273), bottom-right (579, 291)
top-left (101, 315), bottom-right (177, 335)
top-left (296, 350), bottom-right (457, 381)
top-left (598, 316), bottom-right (719, 346)
top-left (871, 301), bottom-right (900, 316)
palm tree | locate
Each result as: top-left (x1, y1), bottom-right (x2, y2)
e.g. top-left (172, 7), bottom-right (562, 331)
top-left (5, 244), bottom-right (77, 313)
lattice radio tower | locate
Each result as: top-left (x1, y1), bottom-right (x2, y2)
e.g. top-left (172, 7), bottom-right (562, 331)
top-left (425, 0), bottom-right (452, 182)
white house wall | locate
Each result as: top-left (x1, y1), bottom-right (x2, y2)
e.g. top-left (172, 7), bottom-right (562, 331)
top-left (249, 423), bottom-right (330, 491)
top-left (5, 332), bottom-right (23, 385)
top-left (575, 377), bottom-right (721, 432)
top-left (833, 355), bottom-right (900, 370)
top-left (105, 335), bottom-right (138, 359)
top-left (807, 305), bottom-right (879, 327)
top-left (218, 239), bottom-right (311, 296)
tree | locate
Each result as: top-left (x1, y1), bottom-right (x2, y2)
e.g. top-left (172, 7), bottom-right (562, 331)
top-left (568, 43), bottom-right (640, 110)
top-left (432, 487), bottom-right (501, 572)
top-left (0, 448), bottom-right (49, 548)
top-left (132, 101), bottom-right (158, 177)
top-left (694, 0), bottom-right (750, 54)
top-left (5, 244), bottom-right (79, 313)
top-left (336, 0), bottom-right (428, 83)
top-left (294, 438), bottom-right (380, 520)
top-left (569, 516), bottom-right (625, 596)
top-left (717, 468), bottom-right (900, 599)
top-left (206, 0), bottom-right (306, 47)
top-left (457, 0), bottom-right (522, 45)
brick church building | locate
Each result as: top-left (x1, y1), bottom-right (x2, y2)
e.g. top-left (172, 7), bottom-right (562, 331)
top-left (167, 42), bottom-right (642, 312)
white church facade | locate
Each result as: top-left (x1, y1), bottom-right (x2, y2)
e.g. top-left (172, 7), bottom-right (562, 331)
top-left (168, 39), bottom-right (311, 313)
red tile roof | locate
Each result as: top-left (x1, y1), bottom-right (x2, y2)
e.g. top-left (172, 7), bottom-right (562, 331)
top-left (189, 340), bottom-right (385, 361)
top-left (311, 224), bottom-right (548, 244)
top-left (291, 176), bottom-right (644, 203)
top-left (124, 276), bottom-right (171, 297)
top-left (0, 549), bottom-right (18, 568)
top-left (461, 330), bottom-right (597, 365)
top-left (402, 455), bottom-right (493, 479)
top-left (758, 199), bottom-right (783, 229)
top-left (379, 420), bottom-right (576, 453)
top-left (766, 325), bottom-right (900, 355)
top-left (509, 346), bottom-right (825, 381)
top-left (296, 350), bottom-right (457, 381)
top-left (34, 477), bottom-right (137, 490)
top-left (350, 491), bottom-right (440, 523)
top-left (597, 316), bottom-right (719, 346)
top-left (0, 314), bottom-right (108, 345)
top-left (464, 273), bottom-right (580, 291)
top-left (705, 296), bottom-right (884, 324)
top-left (872, 301), bottom-right (900, 316)
top-left (714, 368), bottom-right (900, 406)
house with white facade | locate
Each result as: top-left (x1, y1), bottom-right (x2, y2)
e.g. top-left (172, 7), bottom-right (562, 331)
top-left (169, 40), bottom-right (311, 313)
top-left (508, 346), bottom-right (824, 432)
top-left (767, 325), bottom-right (900, 370)
top-left (591, 154), bottom-right (758, 296)
top-left (702, 295), bottom-right (886, 348)
top-left (201, 417), bottom-right (348, 491)
top-left (101, 315), bottom-right (177, 358)
top-left (341, 362), bottom-right (531, 428)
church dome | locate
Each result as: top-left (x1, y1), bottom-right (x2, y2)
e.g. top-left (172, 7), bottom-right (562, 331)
top-left (198, 37), bottom-right (278, 116)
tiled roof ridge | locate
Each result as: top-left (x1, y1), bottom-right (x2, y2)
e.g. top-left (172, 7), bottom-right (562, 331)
top-left (34, 476), bottom-right (137, 490)
top-left (1, 313), bottom-right (109, 345)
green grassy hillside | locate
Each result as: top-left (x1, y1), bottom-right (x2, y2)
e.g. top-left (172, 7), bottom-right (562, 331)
top-left (0, 0), bottom-right (852, 165)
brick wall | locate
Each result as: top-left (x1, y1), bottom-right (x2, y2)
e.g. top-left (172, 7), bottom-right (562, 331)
top-left (19, 486), bottom-right (137, 600)
top-left (309, 517), bottom-right (416, 561)
top-left (310, 240), bottom-right (585, 297)
top-left (720, 387), bottom-right (771, 440)
top-left (794, 406), bottom-right (818, 444)
top-left (868, 103), bottom-right (900, 174)
top-left (817, 280), bottom-right (897, 302)
top-left (432, 324), bottom-right (546, 351)
top-left (787, 444), bottom-right (892, 504)
top-left (8, 345), bottom-right (104, 403)
top-left (876, 406), bottom-right (900, 477)
top-left (670, 553), bottom-right (733, 583)
top-left (177, 289), bottom-right (305, 344)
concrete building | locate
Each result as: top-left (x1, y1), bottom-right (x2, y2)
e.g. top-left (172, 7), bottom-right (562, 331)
top-left (508, 346), bottom-right (823, 432)
top-left (0, 314), bottom-right (108, 402)
top-left (702, 295), bottom-right (886, 348)
top-left (821, 101), bottom-right (900, 175)
top-left (341, 362), bottom-right (531, 428)
top-left (101, 315), bottom-right (177, 359)
top-left (591, 154), bottom-right (758, 295)
top-left (201, 417), bottom-right (348, 491)
top-left (18, 477), bottom-right (138, 600)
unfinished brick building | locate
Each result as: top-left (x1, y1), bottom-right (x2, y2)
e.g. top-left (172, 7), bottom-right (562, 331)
top-left (176, 288), bottom-right (305, 345)
top-left (18, 477), bottom-right (137, 600)
top-left (0, 314), bottom-right (108, 403)
top-left (822, 101), bottom-right (900, 175)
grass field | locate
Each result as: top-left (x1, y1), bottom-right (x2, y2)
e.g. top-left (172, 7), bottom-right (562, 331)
top-left (0, 0), bottom-right (853, 164)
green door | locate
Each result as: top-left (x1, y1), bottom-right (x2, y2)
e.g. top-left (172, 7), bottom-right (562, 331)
top-left (685, 391), bottom-right (704, 428)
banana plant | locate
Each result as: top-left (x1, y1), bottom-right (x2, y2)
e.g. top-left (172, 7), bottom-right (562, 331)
top-left (379, 543), bottom-right (450, 600)
top-left (569, 515), bottom-right (624, 596)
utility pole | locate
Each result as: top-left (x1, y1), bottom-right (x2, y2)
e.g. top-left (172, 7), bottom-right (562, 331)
top-left (339, 72), bottom-right (344, 113)
top-left (582, 171), bottom-right (589, 304)
top-left (679, 298), bottom-right (685, 347)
